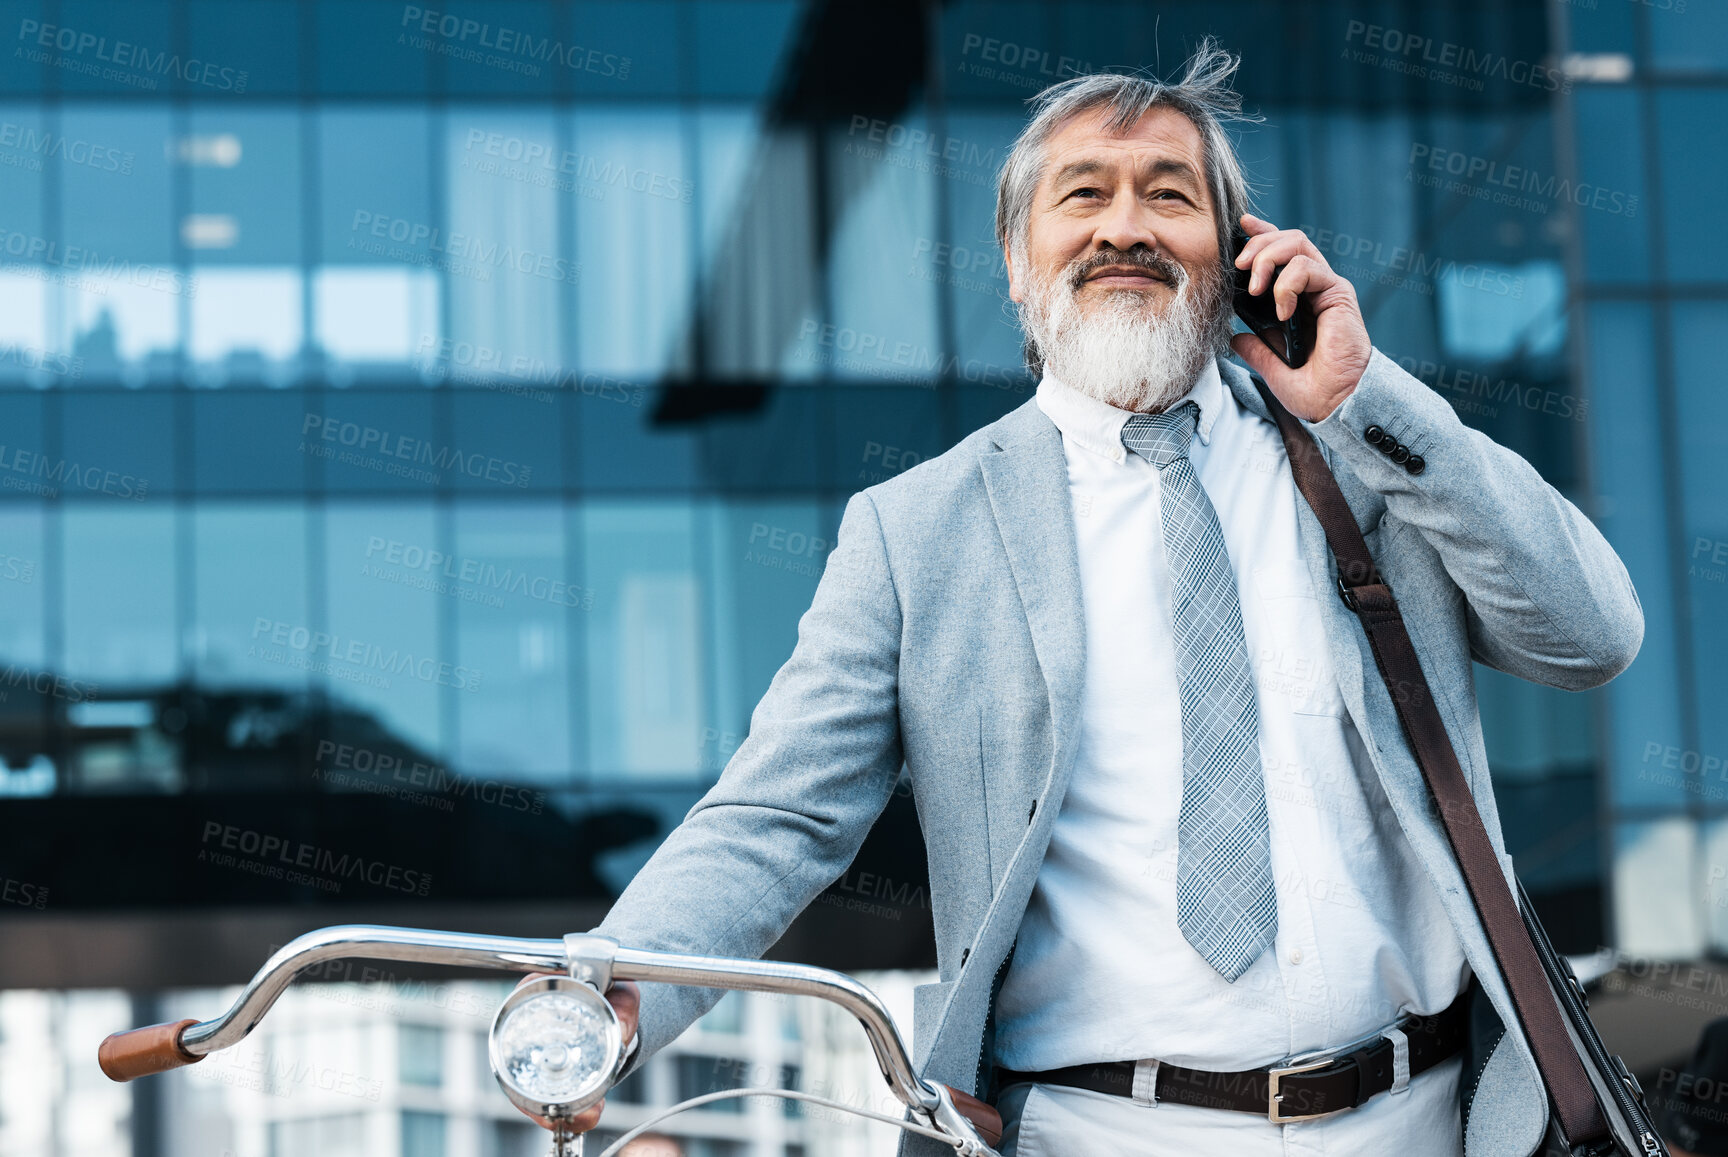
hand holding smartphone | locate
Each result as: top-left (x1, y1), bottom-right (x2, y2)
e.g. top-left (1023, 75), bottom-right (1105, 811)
top-left (1231, 227), bottom-right (1318, 369)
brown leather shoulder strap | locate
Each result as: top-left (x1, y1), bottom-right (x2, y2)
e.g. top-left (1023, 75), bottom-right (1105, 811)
top-left (1252, 381), bottom-right (1609, 1147)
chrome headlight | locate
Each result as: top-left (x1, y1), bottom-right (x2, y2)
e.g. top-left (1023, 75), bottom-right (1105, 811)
top-left (488, 975), bottom-right (623, 1122)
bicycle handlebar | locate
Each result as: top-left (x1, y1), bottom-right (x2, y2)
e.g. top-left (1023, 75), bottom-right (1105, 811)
top-left (96, 925), bottom-right (997, 1155)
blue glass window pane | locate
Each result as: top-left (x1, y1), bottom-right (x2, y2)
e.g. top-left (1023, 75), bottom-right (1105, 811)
top-left (187, 0), bottom-right (298, 96)
top-left (60, 391), bottom-right (171, 499)
top-left (192, 503), bottom-right (309, 691)
top-left (315, 0), bottom-right (432, 96)
top-left (448, 391), bottom-right (564, 493)
top-left (694, 110), bottom-right (818, 378)
top-left (578, 500), bottom-right (707, 780)
top-left (1672, 302), bottom-right (1728, 766)
top-left (318, 108), bottom-right (433, 265)
top-left (451, 501), bottom-right (572, 780)
top-left (1584, 302), bottom-right (1685, 811)
top-left (0, 1), bottom-right (46, 94)
top-left (185, 108), bottom-right (302, 266)
top-left (442, 109), bottom-right (567, 382)
top-left (691, 1), bottom-right (803, 98)
top-left (941, 111), bottom-right (1021, 375)
top-left (939, 1), bottom-right (1074, 100)
top-left (323, 502), bottom-right (445, 756)
top-left (572, 107), bottom-right (694, 379)
top-left (568, 2), bottom-right (674, 97)
top-left (62, 505), bottom-right (176, 684)
top-left (1567, 2), bottom-right (1636, 58)
top-left (705, 497), bottom-right (827, 769)
top-left (58, 106), bottom-right (172, 263)
top-left (429, 1), bottom-right (558, 97)
top-left (820, 109), bottom-right (944, 383)
top-left (193, 392), bottom-right (315, 494)
top-left (44, 0), bottom-right (178, 96)
top-left (0, 103), bottom-right (47, 244)
top-left (1655, 89), bottom-right (1728, 285)
top-left (1573, 88), bottom-right (1650, 285)
top-left (575, 388), bottom-right (698, 492)
top-left (312, 393), bottom-right (439, 495)
top-left (832, 386), bottom-right (943, 493)
top-left (0, 505), bottom-right (46, 666)
top-left (1650, 3), bottom-right (1728, 72)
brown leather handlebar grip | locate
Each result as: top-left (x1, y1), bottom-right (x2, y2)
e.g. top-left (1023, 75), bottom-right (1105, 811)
top-left (98, 1019), bottom-right (203, 1082)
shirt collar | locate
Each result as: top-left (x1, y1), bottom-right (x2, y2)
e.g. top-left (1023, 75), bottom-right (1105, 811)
top-left (1035, 355), bottom-right (1225, 464)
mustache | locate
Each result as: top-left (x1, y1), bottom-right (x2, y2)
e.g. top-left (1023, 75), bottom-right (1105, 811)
top-left (1065, 247), bottom-right (1189, 291)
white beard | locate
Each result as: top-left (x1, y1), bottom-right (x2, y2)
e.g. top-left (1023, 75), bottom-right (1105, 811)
top-left (1019, 252), bottom-right (1231, 414)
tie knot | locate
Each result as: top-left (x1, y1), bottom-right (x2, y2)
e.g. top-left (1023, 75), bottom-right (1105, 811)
top-left (1121, 402), bottom-right (1199, 468)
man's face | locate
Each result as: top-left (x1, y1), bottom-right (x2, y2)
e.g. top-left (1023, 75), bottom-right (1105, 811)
top-left (1007, 104), bottom-right (1221, 317)
top-left (1007, 104), bottom-right (1233, 413)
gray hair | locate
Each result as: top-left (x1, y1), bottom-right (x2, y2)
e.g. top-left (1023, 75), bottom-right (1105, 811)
top-left (994, 38), bottom-right (1260, 280)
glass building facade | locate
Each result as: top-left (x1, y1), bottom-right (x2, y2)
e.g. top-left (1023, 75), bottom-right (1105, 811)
top-left (0, 0), bottom-right (1720, 1039)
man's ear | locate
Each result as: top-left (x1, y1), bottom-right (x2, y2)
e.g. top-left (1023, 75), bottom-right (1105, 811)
top-left (1004, 247), bottom-right (1023, 303)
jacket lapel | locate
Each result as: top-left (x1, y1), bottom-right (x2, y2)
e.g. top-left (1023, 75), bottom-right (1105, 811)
top-left (976, 399), bottom-right (1088, 820)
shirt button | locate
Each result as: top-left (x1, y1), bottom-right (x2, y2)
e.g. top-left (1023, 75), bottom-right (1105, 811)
top-left (1289, 947), bottom-right (1304, 964)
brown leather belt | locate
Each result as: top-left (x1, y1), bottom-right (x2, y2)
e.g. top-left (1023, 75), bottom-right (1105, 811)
top-left (995, 991), bottom-right (1469, 1124)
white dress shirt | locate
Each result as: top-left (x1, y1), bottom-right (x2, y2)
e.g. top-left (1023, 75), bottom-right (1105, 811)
top-left (990, 358), bottom-right (1471, 1154)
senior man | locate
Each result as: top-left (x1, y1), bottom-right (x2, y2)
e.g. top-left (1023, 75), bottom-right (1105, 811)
top-left (526, 40), bottom-right (1642, 1157)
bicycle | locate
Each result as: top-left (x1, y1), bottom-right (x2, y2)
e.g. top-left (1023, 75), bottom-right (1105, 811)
top-left (97, 924), bottom-right (1002, 1157)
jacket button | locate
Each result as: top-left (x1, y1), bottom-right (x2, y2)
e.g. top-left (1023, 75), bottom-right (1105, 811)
top-left (1379, 437), bottom-right (1398, 456)
top-left (1364, 425), bottom-right (1384, 445)
top-left (1390, 445), bottom-right (1410, 464)
top-left (1405, 454), bottom-right (1426, 475)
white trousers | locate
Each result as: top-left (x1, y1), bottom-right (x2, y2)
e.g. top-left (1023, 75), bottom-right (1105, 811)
top-left (997, 1053), bottom-right (1464, 1157)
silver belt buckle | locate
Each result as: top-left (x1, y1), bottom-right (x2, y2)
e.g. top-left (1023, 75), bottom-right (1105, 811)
top-left (1266, 1055), bottom-right (1347, 1124)
top-left (1266, 1012), bottom-right (1415, 1124)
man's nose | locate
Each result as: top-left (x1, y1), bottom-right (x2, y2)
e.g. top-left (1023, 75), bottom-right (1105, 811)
top-left (1089, 191), bottom-right (1161, 254)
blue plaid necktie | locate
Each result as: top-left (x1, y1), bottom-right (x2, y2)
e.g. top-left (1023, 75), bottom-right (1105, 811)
top-left (1122, 402), bottom-right (1276, 981)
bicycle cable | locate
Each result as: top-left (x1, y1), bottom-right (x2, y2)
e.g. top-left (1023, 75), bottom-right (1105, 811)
top-left (596, 1086), bottom-right (962, 1156)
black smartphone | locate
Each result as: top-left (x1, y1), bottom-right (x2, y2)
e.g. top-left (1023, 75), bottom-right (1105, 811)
top-left (1231, 228), bottom-right (1317, 369)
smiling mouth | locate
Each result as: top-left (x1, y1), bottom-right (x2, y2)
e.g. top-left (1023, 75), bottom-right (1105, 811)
top-left (1081, 267), bottom-right (1171, 288)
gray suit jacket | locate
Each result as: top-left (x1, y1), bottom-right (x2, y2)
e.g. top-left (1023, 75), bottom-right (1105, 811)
top-left (593, 349), bottom-right (1643, 1157)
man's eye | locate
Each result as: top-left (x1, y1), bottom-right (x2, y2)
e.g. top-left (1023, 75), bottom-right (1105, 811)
top-left (1066, 187), bottom-right (1101, 200)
